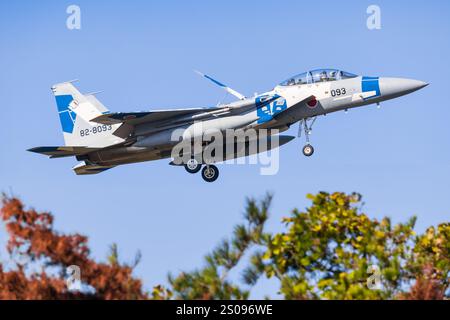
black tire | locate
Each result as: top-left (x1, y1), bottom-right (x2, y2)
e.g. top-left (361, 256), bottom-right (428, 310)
top-left (201, 165), bottom-right (219, 182)
top-left (184, 158), bottom-right (202, 174)
top-left (302, 144), bottom-right (314, 157)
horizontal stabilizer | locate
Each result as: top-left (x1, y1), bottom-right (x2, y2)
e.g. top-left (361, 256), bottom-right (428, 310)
top-left (72, 162), bottom-right (115, 175)
top-left (27, 146), bottom-right (101, 158)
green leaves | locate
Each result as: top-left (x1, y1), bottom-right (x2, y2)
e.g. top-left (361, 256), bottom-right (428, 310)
top-left (156, 192), bottom-right (448, 300)
top-left (257, 192), bottom-right (448, 299)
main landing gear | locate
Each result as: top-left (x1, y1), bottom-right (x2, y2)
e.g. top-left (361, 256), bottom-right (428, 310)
top-left (184, 158), bottom-right (202, 174)
top-left (201, 165), bottom-right (219, 183)
top-left (299, 117), bottom-right (317, 157)
top-left (183, 157), bottom-right (219, 182)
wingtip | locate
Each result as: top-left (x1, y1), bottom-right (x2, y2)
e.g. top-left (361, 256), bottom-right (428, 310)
top-left (193, 69), bottom-right (205, 77)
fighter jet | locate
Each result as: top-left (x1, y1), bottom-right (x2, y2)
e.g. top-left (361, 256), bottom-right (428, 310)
top-left (29, 69), bottom-right (428, 182)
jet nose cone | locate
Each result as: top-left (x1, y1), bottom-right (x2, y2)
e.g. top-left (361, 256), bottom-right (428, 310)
top-left (379, 77), bottom-right (428, 99)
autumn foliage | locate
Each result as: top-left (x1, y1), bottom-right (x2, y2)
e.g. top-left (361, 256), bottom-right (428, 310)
top-left (161, 192), bottom-right (449, 300)
top-left (0, 192), bottom-right (448, 300)
top-left (0, 196), bottom-right (147, 299)
top-left (256, 192), bottom-right (449, 299)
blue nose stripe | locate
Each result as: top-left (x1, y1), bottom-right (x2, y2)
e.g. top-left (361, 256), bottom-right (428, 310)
top-left (362, 76), bottom-right (380, 99)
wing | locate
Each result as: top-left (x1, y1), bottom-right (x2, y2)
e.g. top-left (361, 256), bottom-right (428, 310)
top-left (90, 107), bottom-right (224, 126)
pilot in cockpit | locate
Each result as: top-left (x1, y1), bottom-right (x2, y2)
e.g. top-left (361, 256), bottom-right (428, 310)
top-left (329, 70), bottom-right (337, 80)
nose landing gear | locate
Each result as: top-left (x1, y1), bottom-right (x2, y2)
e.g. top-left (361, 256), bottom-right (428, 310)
top-left (302, 144), bottom-right (314, 157)
top-left (299, 117), bottom-right (317, 157)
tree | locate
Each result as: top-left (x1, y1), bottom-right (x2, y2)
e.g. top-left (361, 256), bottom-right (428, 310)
top-left (161, 192), bottom-right (449, 300)
top-left (245, 192), bottom-right (449, 299)
top-left (398, 265), bottom-right (446, 300)
top-left (1, 192), bottom-right (448, 300)
top-left (0, 195), bottom-right (147, 299)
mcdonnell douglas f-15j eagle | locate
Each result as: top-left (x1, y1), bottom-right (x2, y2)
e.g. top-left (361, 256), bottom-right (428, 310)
top-left (29, 69), bottom-right (427, 182)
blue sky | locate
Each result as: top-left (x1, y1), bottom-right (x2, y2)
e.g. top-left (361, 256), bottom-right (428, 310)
top-left (0, 0), bottom-right (449, 298)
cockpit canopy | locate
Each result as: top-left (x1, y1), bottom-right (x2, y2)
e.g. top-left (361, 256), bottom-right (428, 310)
top-left (279, 69), bottom-right (358, 86)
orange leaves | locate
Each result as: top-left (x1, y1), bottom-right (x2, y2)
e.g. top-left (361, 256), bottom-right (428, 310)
top-left (0, 196), bottom-right (147, 300)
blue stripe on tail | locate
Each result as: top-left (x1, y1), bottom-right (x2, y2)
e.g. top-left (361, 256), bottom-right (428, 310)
top-left (55, 94), bottom-right (77, 133)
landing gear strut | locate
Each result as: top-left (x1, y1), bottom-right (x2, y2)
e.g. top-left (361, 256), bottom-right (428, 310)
top-left (201, 165), bottom-right (219, 183)
top-left (299, 117), bottom-right (317, 157)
